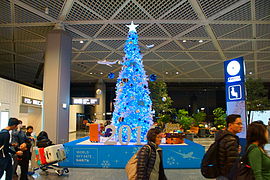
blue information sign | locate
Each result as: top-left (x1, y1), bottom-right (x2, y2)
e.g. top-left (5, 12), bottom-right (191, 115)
top-left (224, 57), bottom-right (247, 138)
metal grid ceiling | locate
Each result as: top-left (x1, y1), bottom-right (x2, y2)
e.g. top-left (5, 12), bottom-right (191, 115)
top-left (0, 0), bottom-right (269, 86)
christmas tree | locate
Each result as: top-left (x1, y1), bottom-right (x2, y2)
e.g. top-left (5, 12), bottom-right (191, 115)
top-left (112, 22), bottom-right (153, 142)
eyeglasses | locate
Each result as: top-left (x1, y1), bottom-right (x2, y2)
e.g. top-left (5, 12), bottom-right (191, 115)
top-left (232, 122), bottom-right (243, 126)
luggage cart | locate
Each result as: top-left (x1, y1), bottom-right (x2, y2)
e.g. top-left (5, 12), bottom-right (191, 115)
top-left (31, 145), bottom-right (69, 176)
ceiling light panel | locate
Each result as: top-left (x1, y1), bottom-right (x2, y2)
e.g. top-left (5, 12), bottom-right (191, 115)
top-left (0, 0), bottom-right (11, 23)
top-left (20, 0), bottom-right (64, 19)
top-left (67, 2), bottom-right (102, 21)
top-left (162, 0), bottom-right (198, 20)
top-left (72, 41), bottom-right (85, 50)
top-left (114, 1), bottom-right (150, 20)
top-left (15, 5), bottom-right (49, 23)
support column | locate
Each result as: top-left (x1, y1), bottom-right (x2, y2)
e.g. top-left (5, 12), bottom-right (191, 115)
top-left (43, 24), bottom-right (72, 144)
top-left (95, 79), bottom-right (106, 121)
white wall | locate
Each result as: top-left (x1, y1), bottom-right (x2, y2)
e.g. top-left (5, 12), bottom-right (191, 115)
top-left (0, 78), bottom-right (43, 134)
top-left (69, 105), bottom-right (84, 132)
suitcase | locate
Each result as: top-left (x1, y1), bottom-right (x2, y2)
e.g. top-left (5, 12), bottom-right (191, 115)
top-left (44, 144), bottom-right (66, 163)
top-left (89, 124), bottom-right (100, 142)
top-left (38, 148), bottom-right (47, 165)
top-left (33, 146), bottom-right (41, 166)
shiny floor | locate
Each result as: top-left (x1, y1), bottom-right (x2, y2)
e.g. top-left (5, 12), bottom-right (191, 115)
top-left (10, 131), bottom-right (270, 180)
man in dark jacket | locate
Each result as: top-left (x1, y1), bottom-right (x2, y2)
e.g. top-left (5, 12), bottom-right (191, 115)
top-left (0, 118), bottom-right (23, 180)
top-left (216, 114), bottom-right (243, 180)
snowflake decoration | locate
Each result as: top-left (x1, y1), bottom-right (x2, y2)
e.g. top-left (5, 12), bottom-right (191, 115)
top-left (101, 160), bottom-right (111, 168)
top-left (132, 147), bottom-right (141, 153)
top-left (167, 157), bottom-right (176, 166)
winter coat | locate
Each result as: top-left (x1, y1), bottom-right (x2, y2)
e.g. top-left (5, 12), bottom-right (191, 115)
top-left (215, 130), bottom-right (240, 177)
top-left (136, 141), bottom-right (167, 180)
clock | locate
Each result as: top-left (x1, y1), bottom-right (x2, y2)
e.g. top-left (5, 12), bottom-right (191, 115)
top-left (227, 60), bottom-right (240, 76)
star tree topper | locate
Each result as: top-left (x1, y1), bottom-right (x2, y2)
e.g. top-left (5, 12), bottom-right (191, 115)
top-left (126, 21), bottom-right (139, 32)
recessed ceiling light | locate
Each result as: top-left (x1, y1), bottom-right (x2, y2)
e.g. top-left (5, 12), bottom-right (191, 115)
top-left (165, 72), bottom-right (168, 74)
top-left (100, 72), bottom-right (103, 75)
top-left (249, 71), bottom-right (253, 74)
top-left (80, 40), bottom-right (84, 44)
top-left (176, 72), bottom-right (179, 74)
top-left (182, 40), bottom-right (187, 43)
top-left (199, 40), bottom-right (203, 43)
top-left (90, 72), bottom-right (93, 75)
top-left (45, 7), bottom-right (49, 14)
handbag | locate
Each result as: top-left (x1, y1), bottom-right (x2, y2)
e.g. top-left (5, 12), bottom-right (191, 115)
top-left (228, 146), bottom-right (255, 180)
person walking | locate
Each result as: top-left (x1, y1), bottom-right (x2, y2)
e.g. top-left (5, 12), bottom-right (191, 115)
top-left (215, 114), bottom-right (243, 180)
top-left (246, 122), bottom-right (270, 180)
top-left (0, 118), bottom-right (23, 180)
top-left (136, 128), bottom-right (167, 180)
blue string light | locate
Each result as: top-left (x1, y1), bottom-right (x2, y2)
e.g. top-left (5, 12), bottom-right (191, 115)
top-left (112, 24), bottom-right (153, 142)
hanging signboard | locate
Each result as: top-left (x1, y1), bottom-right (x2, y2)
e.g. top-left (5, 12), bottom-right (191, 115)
top-left (72, 97), bottom-right (99, 105)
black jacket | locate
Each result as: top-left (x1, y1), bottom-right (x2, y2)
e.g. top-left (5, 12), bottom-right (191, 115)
top-left (215, 130), bottom-right (240, 177)
top-left (0, 129), bottom-right (15, 158)
top-left (136, 142), bottom-right (167, 180)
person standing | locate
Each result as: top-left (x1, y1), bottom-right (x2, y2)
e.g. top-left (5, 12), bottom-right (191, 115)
top-left (0, 118), bottom-right (23, 180)
top-left (246, 122), bottom-right (270, 179)
top-left (215, 114), bottom-right (243, 180)
top-left (12, 120), bottom-right (31, 180)
top-left (136, 128), bottom-right (167, 180)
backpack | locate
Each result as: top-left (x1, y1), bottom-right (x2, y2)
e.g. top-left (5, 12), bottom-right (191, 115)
top-left (201, 134), bottom-right (231, 178)
top-left (125, 145), bottom-right (151, 180)
top-left (228, 146), bottom-right (256, 180)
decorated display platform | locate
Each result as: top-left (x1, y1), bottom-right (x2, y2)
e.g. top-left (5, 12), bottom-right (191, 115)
top-left (59, 136), bottom-right (204, 169)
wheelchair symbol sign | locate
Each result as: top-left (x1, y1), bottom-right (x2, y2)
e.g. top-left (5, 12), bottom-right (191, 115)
top-left (228, 85), bottom-right (242, 100)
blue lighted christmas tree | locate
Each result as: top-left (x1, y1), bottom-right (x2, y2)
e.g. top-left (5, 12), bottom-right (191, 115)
top-left (112, 22), bottom-right (153, 142)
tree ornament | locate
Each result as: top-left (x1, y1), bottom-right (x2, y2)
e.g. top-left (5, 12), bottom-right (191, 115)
top-left (96, 89), bottom-right (102, 95)
top-left (136, 109), bottom-right (140, 113)
top-left (162, 97), bottom-right (167, 102)
top-left (149, 74), bottom-right (157, 82)
top-left (108, 72), bottom-right (115, 79)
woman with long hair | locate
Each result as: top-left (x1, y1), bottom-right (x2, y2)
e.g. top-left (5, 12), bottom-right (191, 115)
top-left (246, 122), bottom-right (270, 179)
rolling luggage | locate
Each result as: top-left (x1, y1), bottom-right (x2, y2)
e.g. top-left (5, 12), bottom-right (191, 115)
top-left (38, 147), bottom-right (47, 165)
top-left (44, 144), bottom-right (66, 163)
top-left (89, 123), bottom-right (100, 142)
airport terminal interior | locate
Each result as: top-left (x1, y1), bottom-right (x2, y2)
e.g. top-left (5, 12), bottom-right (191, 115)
top-left (0, 0), bottom-right (270, 179)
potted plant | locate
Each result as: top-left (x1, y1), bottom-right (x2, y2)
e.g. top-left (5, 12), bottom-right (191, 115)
top-left (213, 107), bottom-right (227, 130)
top-left (176, 109), bottom-right (194, 132)
top-left (193, 111), bottom-right (206, 127)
